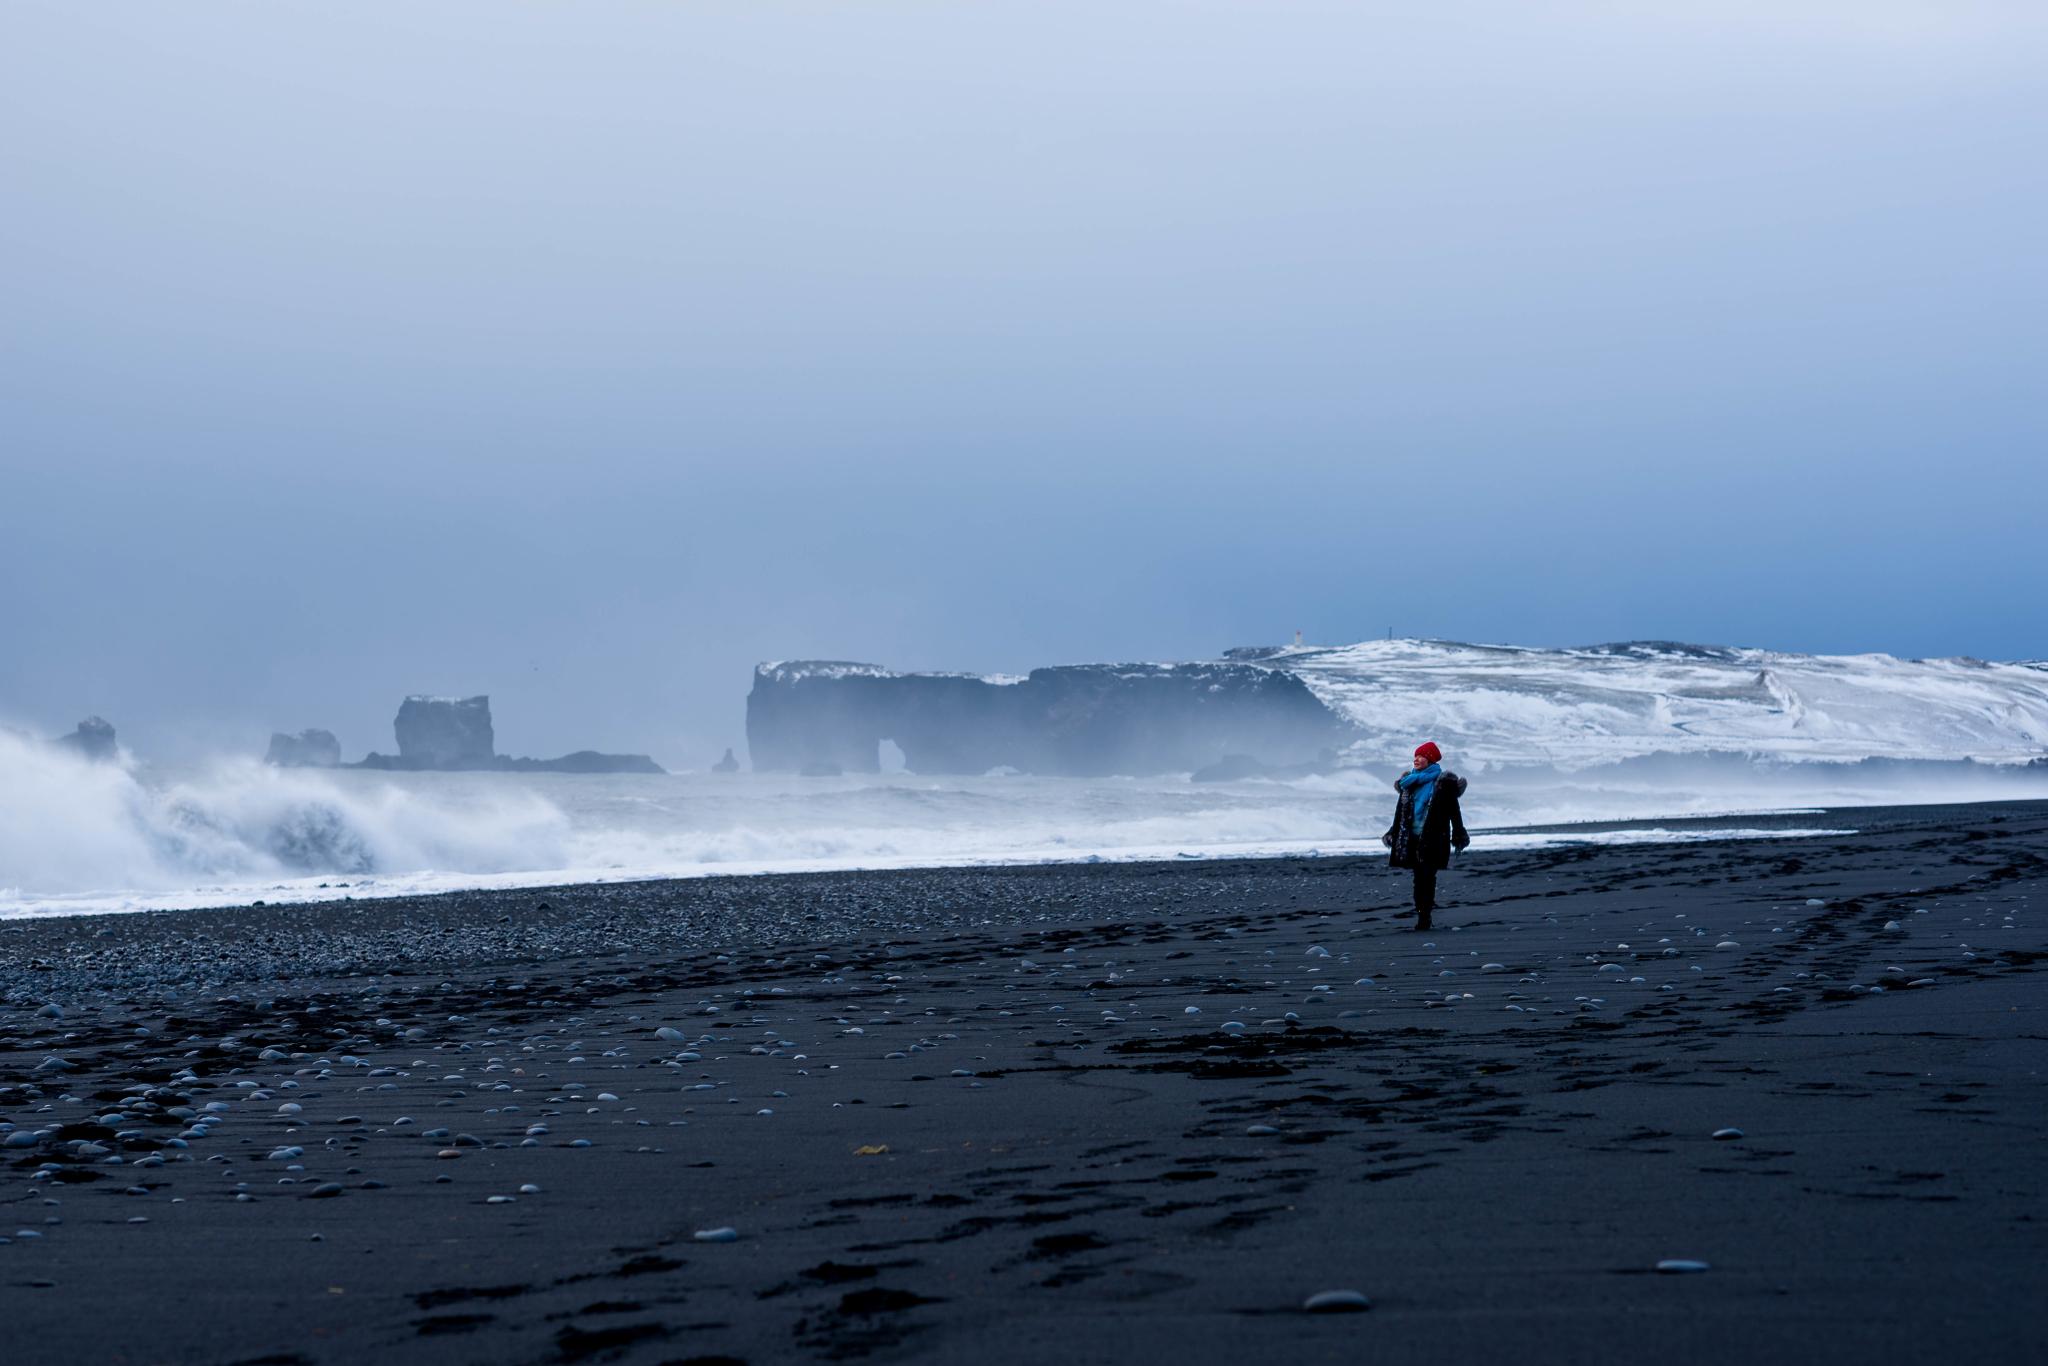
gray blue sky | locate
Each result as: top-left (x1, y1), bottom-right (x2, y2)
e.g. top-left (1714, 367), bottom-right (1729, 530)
top-left (4, 2), bottom-right (2044, 766)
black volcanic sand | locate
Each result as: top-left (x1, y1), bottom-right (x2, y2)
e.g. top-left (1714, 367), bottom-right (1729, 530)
top-left (1, 801), bottom-right (2043, 1366)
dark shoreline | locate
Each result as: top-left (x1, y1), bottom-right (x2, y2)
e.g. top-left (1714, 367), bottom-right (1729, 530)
top-left (1, 799), bottom-right (2041, 1365)
top-left (1474, 794), bottom-right (2048, 836)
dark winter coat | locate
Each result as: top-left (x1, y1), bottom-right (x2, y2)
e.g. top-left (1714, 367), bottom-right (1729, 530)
top-left (1385, 770), bottom-right (1470, 871)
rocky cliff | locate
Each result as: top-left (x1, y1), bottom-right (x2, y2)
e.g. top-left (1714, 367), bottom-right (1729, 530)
top-left (746, 660), bottom-right (1355, 776)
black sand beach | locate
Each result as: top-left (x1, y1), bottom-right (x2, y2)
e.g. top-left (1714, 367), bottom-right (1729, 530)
top-left (2, 800), bottom-right (2042, 1366)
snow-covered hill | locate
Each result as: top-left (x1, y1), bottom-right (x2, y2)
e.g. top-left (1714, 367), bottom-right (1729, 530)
top-left (1273, 640), bottom-right (2048, 768)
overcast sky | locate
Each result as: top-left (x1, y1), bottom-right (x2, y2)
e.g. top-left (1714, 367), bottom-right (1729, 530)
top-left (4, 2), bottom-right (2044, 767)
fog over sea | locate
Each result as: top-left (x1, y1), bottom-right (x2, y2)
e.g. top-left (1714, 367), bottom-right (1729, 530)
top-left (6, 731), bottom-right (2046, 921)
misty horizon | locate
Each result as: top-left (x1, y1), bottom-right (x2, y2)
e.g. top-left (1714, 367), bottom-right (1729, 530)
top-left (13, 628), bottom-right (2048, 773)
top-left (4, 4), bottom-right (2043, 770)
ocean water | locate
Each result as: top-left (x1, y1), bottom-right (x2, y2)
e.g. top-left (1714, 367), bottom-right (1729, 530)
top-left (4, 724), bottom-right (2044, 920)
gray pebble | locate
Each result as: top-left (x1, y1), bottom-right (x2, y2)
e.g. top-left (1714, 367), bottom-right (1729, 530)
top-left (1304, 1289), bottom-right (1371, 1312)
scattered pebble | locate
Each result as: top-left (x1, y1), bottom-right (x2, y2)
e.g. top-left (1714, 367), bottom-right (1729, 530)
top-left (1304, 1289), bottom-right (1371, 1312)
top-left (694, 1227), bottom-right (739, 1242)
top-left (1656, 1260), bottom-right (1711, 1274)
top-left (1246, 1125), bottom-right (1280, 1136)
top-left (1712, 1128), bottom-right (1743, 1140)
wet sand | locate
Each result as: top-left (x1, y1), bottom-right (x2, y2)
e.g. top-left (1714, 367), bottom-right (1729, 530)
top-left (2, 799), bottom-right (2043, 1366)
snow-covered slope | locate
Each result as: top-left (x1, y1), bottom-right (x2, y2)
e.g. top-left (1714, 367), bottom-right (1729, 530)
top-left (1271, 640), bottom-right (2048, 768)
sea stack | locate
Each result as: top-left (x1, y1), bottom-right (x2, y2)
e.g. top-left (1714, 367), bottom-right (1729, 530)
top-left (352, 695), bottom-right (664, 773)
top-left (265, 729), bottom-right (342, 767)
top-left (394, 695), bottom-right (495, 767)
top-left (53, 716), bottom-right (119, 763)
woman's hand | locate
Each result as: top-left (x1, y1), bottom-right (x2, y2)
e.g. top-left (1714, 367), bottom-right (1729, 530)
top-left (1380, 833), bottom-right (1393, 848)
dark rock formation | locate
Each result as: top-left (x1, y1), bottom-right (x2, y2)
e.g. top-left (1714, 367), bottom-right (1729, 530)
top-left (264, 729), bottom-right (341, 768)
top-left (747, 660), bottom-right (1355, 777)
top-left (712, 748), bottom-right (741, 773)
top-left (395, 696), bottom-right (495, 768)
top-left (54, 717), bottom-right (118, 763)
top-left (350, 695), bottom-right (664, 773)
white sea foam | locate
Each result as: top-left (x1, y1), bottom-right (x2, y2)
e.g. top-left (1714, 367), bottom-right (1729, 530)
top-left (0, 728), bottom-right (568, 916)
top-left (1, 735), bottom-right (2041, 921)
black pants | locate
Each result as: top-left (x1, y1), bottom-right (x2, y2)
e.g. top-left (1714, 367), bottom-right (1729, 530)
top-left (1412, 867), bottom-right (1437, 919)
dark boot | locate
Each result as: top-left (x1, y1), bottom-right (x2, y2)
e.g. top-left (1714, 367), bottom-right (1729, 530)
top-left (1412, 867), bottom-right (1437, 930)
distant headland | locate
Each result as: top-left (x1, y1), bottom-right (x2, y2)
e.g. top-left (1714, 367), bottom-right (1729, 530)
top-left (269, 695), bottom-right (664, 773)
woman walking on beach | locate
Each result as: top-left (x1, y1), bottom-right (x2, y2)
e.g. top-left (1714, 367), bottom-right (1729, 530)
top-left (1382, 741), bottom-right (1469, 931)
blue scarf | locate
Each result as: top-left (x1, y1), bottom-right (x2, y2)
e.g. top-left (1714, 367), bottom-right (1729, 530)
top-left (1398, 762), bottom-right (1441, 838)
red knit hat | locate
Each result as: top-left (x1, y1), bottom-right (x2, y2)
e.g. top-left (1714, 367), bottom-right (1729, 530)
top-left (1414, 742), bottom-right (1442, 764)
